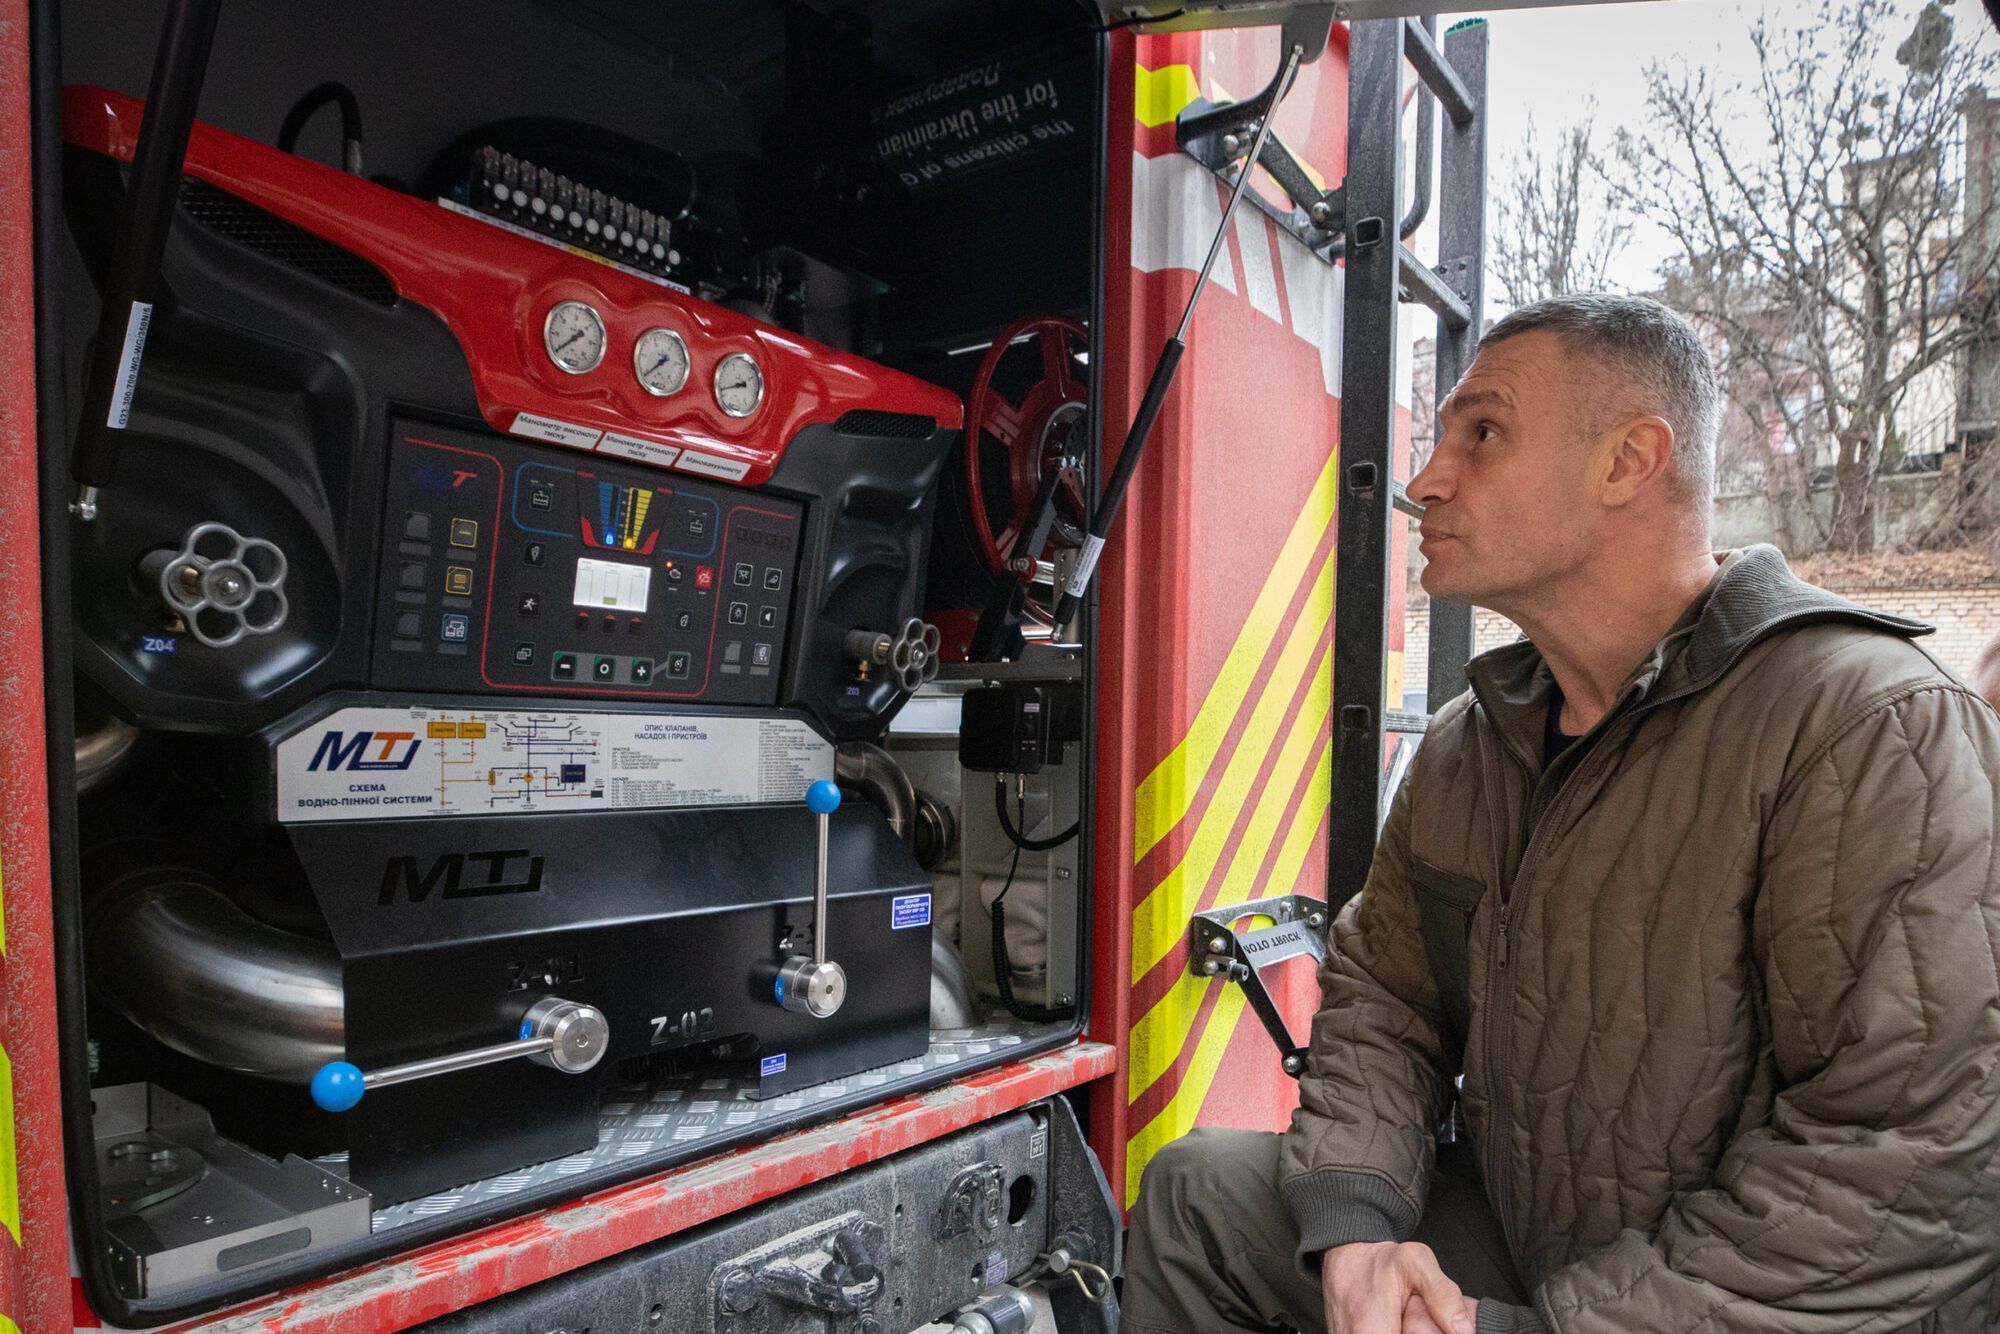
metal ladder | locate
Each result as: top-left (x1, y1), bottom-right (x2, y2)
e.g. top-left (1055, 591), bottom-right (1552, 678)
top-left (1179, 14), bottom-right (1490, 1076)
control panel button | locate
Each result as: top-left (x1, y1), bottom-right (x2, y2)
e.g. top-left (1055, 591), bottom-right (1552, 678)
top-left (665, 564), bottom-right (684, 585)
top-left (752, 643), bottom-right (772, 667)
top-left (727, 602), bottom-right (748, 626)
top-left (734, 563), bottom-right (754, 587)
top-left (527, 480), bottom-right (555, 512)
top-left (757, 606), bottom-right (777, 628)
top-left (628, 617), bottom-right (644, 634)
top-left (399, 561), bottom-right (428, 591)
top-left (687, 512), bottom-right (708, 538)
top-left (524, 541), bottom-right (547, 567)
top-left (723, 641), bottom-right (742, 663)
top-left (404, 512), bottom-right (433, 543)
top-left (439, 613), bottom-right (470, 643)
top-left (445, 566), bottom-right (474, 597)
top-left (764, 567), bottom-right (783, 591)
top-left (512, 641), bottom-right (536, 666)
top-left (553, 652), bottom-right (577, 680)
top-left (393, 611), bottom-right (422, 639)
top-left (518, 593), bottom-right (542, 616)
top-left (630, 659), bottom-right (653, 684)
top-left (695, 566), bottom-right (715, 591)
top-left (666, 651), bottom-right (691, 678)
top-left (601, 614), bottom-right (618, 633)
top-left (575, 610), bottom-right (591, 630)
top-left (592, 656), bottom-right (616, 682)
top-left (448, 517), bottom-right (480, 549)
top-left (675, 610), bottom-right (694, 632)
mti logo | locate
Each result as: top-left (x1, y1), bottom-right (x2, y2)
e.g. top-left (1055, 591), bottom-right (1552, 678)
top-left (379, 849), bottom-right (545, 905)
top-left (309, 730), bottom-right (422, 772)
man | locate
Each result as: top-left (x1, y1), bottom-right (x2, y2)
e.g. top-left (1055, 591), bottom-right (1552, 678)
top-left (1123, 294), bottom-right (2000, 1332)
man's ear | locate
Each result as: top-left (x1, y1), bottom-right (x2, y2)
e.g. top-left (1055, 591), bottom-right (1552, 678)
top-left (1598, 416), bottom-right (1675, 508)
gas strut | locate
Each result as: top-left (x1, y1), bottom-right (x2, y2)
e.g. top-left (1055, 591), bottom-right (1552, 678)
top-left (1048, 38), bottom-right (1303, 630)
top-left (69, 0), bottom-right (224, 522)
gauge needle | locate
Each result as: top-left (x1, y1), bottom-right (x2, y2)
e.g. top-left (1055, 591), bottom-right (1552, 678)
top-left (555, 330), bottom-right (586, 352)
top-left (646, 355), bottom-right (673, 375)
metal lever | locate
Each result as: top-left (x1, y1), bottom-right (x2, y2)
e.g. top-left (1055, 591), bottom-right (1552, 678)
top-left (308, 996), bottom-right (609, 1112)
top-left (775, 781), bottom-right (848, 1019)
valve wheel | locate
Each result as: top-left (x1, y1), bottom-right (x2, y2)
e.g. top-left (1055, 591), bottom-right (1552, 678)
top-left (962, 313), bottom-right (1091, 578)
top-left (158, 520), bottom-right (290, 649)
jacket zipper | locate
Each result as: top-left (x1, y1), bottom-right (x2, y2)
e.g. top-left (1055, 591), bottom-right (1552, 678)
top-left (1477, 716), bottom-right (1621, 1259)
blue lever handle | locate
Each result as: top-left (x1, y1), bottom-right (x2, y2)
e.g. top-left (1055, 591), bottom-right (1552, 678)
top-left (311, 1060), bottom-right (366, 1112)
top-left (806, 780), bottom-right (841, 815)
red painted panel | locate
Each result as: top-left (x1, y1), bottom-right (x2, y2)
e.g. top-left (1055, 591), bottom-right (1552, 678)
top-left (61, 86), bottom-right (962, 492)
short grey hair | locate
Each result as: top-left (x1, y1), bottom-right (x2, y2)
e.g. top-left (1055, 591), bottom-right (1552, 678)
top-left (1479, 293), bottom-right (1720, 506)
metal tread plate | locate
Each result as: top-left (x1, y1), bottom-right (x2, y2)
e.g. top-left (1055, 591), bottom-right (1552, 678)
top-left (323, 1017), bottom-right (1066, 1234)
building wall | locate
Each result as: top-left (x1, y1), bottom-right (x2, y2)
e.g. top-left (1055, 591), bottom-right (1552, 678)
top-left (1711, 467), bottom-right (1964, 554)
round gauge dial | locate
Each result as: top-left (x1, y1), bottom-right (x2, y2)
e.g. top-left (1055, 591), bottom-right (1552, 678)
top-left (542, 300), bottom-right (606, 375)
top-left (633, 327), bottom-right (691, 397)
top-left (714, 353), bottom-right (765, 418)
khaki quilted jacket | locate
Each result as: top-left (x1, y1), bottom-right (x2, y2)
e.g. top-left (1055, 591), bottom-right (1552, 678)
top-left (1278, 546), bottom-right (2000, 1331)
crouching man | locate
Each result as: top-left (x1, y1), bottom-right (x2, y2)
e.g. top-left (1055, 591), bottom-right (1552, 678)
top-left (1123, 295), bottom-right (2000, 1332)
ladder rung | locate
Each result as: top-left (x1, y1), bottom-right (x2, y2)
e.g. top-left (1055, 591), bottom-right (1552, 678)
top-left (1398, 244), bottom-right (1472, 330)
top-left (1402, 19), bottom-right (1476, 127)
top-left (1385, 710), bottom-right (1429, 734)
top-left (1391, 479), bottom-right (1424, 518)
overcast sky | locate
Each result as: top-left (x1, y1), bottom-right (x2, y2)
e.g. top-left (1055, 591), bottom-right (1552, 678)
top-left (1435, 0), bottom-right (2000, 294)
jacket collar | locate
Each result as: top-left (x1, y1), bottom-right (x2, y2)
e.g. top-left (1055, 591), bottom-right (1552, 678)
top-left (1462, 545), bottom-right (1932, 769)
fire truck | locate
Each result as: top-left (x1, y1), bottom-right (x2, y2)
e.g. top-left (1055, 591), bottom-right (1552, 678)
top-left (0, 0), bottom-right (1493, 1327)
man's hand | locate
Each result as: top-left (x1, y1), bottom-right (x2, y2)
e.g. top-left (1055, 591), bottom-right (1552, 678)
top-left (1401, 1292), bottom-right (1479, 1333)
top-left (1321, 1241), bottom-right (1475, 1334)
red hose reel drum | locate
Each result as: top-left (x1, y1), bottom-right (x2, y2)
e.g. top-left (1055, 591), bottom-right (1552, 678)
top-left (962, 313), bottom-right (1091, 581)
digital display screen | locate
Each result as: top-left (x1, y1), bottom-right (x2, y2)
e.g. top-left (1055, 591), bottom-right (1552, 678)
top-left (572, 557), bottom-right (652, 611)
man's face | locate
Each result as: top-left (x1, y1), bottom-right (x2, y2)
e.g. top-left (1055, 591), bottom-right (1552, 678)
top-left (1409, 330), bottom-right (1603, 609)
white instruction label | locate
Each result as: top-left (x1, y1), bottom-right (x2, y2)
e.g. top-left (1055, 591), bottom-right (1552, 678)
top-left (675, 449), bottom-right (752, 482)
top-left (275, 705), bottom-right (833, 823)
top-left (511, 412), bottom-right (604, 451)
top-left (107, 301), bottom-right (153, 428)
top-left (599, 431), bottom-right (681, 468)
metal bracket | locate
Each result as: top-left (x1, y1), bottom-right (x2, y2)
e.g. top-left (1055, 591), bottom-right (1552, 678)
top-left (1178, 96), bottom-right (1345, 259)
top-left (1186, 894), bottom-right (1330, 1078)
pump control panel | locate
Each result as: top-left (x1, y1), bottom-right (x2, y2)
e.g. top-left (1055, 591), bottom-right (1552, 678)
top-left (372, 420), bottom-right (803, 705)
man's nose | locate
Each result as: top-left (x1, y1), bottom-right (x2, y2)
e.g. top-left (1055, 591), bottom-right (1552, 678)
top-left (1409, 447), bottom-right (1451, 508)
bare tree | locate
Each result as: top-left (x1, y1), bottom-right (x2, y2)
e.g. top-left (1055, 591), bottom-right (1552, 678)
top-left (1490, 108), bottom-right (1632, 306)
top-left (1618, 0), bottom-right (2000, 553)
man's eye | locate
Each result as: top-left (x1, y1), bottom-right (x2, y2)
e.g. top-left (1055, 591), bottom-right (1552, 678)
top-left (1475, 423), bottom-right (1498, 443)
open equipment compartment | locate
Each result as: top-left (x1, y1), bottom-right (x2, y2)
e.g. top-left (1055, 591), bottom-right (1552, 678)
top-left (38, 0), bottom-right (1107, 1322)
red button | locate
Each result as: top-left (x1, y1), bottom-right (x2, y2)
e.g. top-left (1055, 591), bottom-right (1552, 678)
top-left (695, 565), bottom-right (715, 591)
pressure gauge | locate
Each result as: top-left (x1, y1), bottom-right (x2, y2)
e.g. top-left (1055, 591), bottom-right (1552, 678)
top-left (714, 353), bottom-right (764, 418)
top-left (543, 301), bottom-right (606, 375)
top-left (633, 327), bottom-right (691, 397)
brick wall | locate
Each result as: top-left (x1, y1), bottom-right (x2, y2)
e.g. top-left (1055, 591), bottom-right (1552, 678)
top-left (1404, 580), bottom-right (2000, 703)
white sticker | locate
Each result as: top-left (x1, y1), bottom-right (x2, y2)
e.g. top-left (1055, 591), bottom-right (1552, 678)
top-left (1065, 533), bottom-right (1106, 597)
top-left (511, 412), bottom-right (604, 450)
top-left (599, 431), bottom-right (681, 468)
top-left (107, 301), bottom-right (153, 428)
top-left (675, 449), bottom-right (752, 482)
top-left (275, 706), bottom-right (833, 822)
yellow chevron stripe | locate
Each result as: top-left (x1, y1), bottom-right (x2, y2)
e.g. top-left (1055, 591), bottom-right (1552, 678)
top-left (1126, 645), bottom-right (1332, 1102)
top-left (0, 1042), bottom-right (17, 1248)
top-left (1134, 63), bottom-right (1202, 129)
top-left (1132, 450), bottom-right (1337, 865)
top-left (1131, 546), bottom-right (1335, 984)
top-left (1267, 738), bottom-right (1334, 900)
top-left (1125, 986), bottom-right (1249, 1209)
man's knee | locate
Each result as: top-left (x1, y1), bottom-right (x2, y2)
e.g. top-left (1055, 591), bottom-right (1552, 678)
top-left (1132, 1128), bottom-right (1289, 1242)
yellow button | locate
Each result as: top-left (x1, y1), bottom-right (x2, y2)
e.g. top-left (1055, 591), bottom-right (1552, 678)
top-left (449, 518), bottom-right (479, 548)
top-left (445, 566), bottom-right (474, 596)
